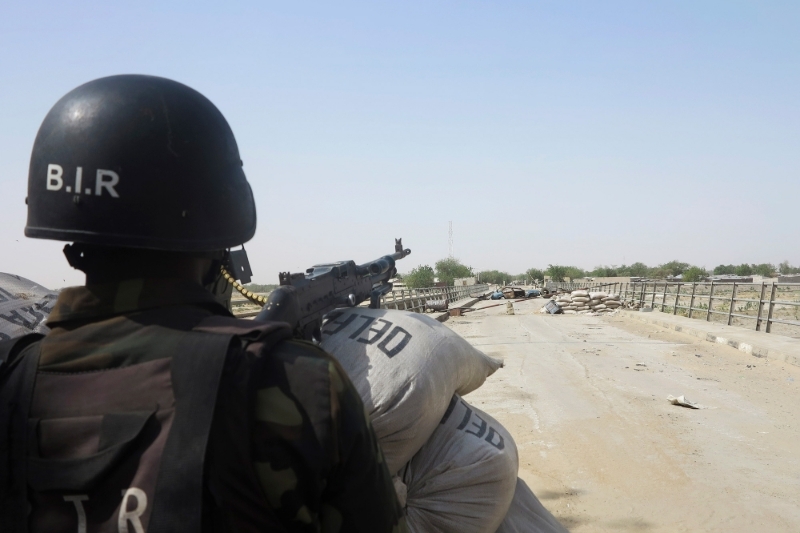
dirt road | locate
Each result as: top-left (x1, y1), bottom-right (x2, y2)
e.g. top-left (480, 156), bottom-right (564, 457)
top-left (446, 299), bottom-right (800, 532)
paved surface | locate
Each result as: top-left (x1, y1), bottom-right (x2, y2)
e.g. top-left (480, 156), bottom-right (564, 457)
top-left (446, 298), bottom-right (800, 533)
top-left (620, 309), bottom-right (800, 368)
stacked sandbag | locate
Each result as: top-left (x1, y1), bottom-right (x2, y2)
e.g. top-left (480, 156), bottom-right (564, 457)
top-left (495, 478), bottom-right (569, 533)
top-left (601, 293), bottom-right (621, 310)
top-left (320, 308), bottom-right (503, 475)
top-left (402, 395), bottom-right (518, 533)
top-left (0, 273), bottom-right (58, 341)
top-left (554, 294), bottom-right (574, 313)
top-left (550, 290), bottom-right (622, 315)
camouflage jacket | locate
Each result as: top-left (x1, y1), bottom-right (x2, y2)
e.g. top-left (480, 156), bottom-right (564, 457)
top-left (40, 279), bottom-right (406, 533)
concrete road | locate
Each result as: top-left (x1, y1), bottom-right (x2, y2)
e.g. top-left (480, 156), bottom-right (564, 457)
top-left (447, 298), bottom-right (800, 532)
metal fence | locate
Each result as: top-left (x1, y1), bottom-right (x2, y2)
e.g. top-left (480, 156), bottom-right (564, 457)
top-left (547, 280), bottom-right (800, 337)
top-left (232, 283), bottom-right (492, 317)
top-left (379, 284), bottom-right (492, 312)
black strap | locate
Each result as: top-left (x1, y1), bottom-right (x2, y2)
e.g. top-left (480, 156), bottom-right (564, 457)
top-left (0, 334), bottom-right (43, 376)
top-left (0, 337), bottom-right (42, 533)
top-left (147, 331), bottom-right (234, 533)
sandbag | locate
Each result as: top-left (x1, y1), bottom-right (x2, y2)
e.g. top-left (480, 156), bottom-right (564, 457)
top-left (592, 304), bottom-right (607, 310)
top-left (589, 291), bottom-right (607, 299)
top-left (570, 290), bottom-right (589, 297)
top-left (321, 308), bottom-right (503, 474)
top-left (563, 310), bottom-right (577, 314)
top-left (496, 478), bottom-right (569, 533)
top-left (571, 296), bottom-right (590, 303)
top-left (602, 294), bottom-right (620, 301)
top-left (0, 273), bottom-right (58, 341)
top-left (403, 395), bottom-right (518, 533)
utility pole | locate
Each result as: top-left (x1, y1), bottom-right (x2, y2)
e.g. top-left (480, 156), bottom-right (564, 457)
top-left (448, 221), bottom-right (454, 258)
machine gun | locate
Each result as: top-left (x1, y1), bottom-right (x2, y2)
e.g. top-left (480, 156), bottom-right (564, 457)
top-left (224, 239), bottom-right (411, 341)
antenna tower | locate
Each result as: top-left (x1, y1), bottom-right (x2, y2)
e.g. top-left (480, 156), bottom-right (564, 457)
top-left (448, 221), bottom-right (454, 258)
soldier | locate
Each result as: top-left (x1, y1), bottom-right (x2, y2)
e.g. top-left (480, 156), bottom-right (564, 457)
top-left (0, 75), bottom-right (406, 532)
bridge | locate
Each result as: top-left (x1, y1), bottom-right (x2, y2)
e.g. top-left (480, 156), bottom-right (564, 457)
top-left (231, 281), bottom-right (800, 530)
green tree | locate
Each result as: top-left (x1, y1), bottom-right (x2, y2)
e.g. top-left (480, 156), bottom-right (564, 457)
top-left (546, 264), bottom-right (568, 282)
top-left (627, 262), bottom-right (649, 278)
top-left (590, 265), bottom-right (619, 277)
top-left (713, 264), bottom-right (736, 275)
top-left (402, 265), bottom-right (435, 288)
top-left (564, 266), bottom-right (586, 280)
top-left (734, 263), bottom-right (753, 276)
top-left (752, 263), bottom-right (776, 277)
top-left (434, 257), bottom-right (473, 286)
top-left (477, 270), bottom-right (510, 284)
top-left (682, 266), bottom-right (707, 282)
top-left (659, 261), bottom-right (689, 277)
top-left (525, 268), bottom-right (545, 283)
top-left (779, 261), bottom-right (797, 275)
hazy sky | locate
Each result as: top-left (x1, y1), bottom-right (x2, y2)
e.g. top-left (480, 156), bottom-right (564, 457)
top-left (2, 1), bottom-right (798, 289)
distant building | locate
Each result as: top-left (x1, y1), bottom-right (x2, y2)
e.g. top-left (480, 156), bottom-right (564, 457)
top-left (453, 277), bottom-right (477, 286)
top-left (709, 275), bottom-right (753, 283)
top-left (778, 275), bottom-right (800, 283)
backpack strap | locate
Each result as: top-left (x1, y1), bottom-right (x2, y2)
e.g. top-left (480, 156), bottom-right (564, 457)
top-left (0, 334), bottom-right (43, 533)
top-left (147, 316), bottom-right (292, 533)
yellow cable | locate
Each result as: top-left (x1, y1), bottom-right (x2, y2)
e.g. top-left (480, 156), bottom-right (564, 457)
top-left (221, 265), bottom-right (267, 306)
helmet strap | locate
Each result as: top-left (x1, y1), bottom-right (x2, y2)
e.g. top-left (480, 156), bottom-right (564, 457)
top-left (63, 243), bottom-right (89, 271)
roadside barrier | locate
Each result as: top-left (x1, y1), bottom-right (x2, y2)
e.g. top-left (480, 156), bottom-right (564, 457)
top-left (547, 281), bottom-right (800, 336)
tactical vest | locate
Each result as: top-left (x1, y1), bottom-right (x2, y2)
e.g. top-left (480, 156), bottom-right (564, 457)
top-left (0, 315), bottom-right (292, 533)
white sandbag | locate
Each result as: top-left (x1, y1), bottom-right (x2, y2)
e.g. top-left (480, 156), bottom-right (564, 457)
top-left (321, 308), bottom-right (503, 474)
top-left (602, 294), bottom-right (620, 301)
top-left (604, 301), bottom-right (621, 308)
top-left (591, 304), bottom-right (607, 310)
top-left (589, 291), bottom-right (607, 299)
top-left (496, 478), bottom-right (569, 533)
top-left (404, 395), bottom-right (518, 533)
top-left (563, 310), bottom-right (577, 314)
top-left (0, 273), bottom-right (58, 341)
top-left (570, 290), bottom-right (589, 297)
top-left (571, 296), bottom-right (590, 303)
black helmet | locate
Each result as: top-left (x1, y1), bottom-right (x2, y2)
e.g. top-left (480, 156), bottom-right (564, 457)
top-left (25, 75), bottom-right (256, 252)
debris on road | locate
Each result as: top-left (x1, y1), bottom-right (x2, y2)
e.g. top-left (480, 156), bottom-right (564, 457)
top-left (426, 299), bottom-right (448, 312)
top-left (502, 286), bottom-right (526, 299)
top-left (544, 300), bottom-right (562, 315)
top-left (667, 395), bottom-right (700, 409)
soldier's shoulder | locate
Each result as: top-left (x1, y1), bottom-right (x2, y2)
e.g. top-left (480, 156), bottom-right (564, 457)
top-left (256, 338), bottom-right (350, 398)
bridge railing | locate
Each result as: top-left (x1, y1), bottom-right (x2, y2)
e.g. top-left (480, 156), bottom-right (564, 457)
top-left (232, 283), bottom-right (493, 317)
top-left (378, 284), bottom-right (492, 313)
top-left (545, 281), bottom-right (800, 336)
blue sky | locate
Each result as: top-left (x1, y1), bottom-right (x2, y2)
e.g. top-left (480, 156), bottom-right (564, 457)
top-left (1, 1), bottom-right (798, 288)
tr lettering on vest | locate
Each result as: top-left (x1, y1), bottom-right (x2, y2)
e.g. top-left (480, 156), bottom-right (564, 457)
top-left (62, 488), bottom-right (147, 533)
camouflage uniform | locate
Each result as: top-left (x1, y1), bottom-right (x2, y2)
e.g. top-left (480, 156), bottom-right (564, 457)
top-left (40, 279), bottom-right (407, 533)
